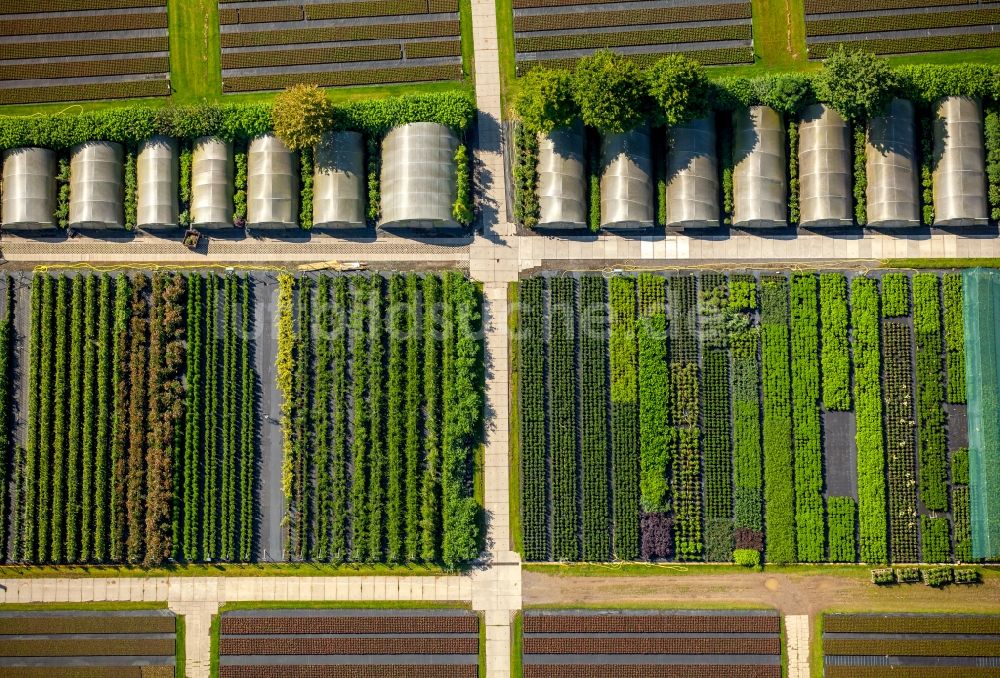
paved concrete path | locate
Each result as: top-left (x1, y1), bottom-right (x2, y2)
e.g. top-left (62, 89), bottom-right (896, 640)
top-left (785, 614), bottom-right (811, 678)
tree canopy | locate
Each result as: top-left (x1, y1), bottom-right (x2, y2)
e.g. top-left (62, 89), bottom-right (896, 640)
top-left (272, 83), bottom-right (334, 150)
top-left (514, 68), bottom-right (578, 134)
top-left (571, 50), bottom-right (648, 133)
top-left (646, 54), bottom-right (711, 127)
top-left (814, 47), bottom-right (899, 120)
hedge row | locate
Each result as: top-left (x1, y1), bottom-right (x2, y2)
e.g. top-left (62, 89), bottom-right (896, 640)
top-left (514, 24), bottom-right (751, 53)
top-left (987, 106), bottom-right (1000, 221)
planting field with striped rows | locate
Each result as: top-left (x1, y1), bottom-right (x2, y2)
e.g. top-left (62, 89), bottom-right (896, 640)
top-left (5, 272), bottom-right (257, 567)
top-left (0, 0), bottom-right (170, 105)
top-left (509, 0), bottom-right (754, 72)
top-left (218, 608), bottom-right (480, 677)
top-left (823, 612), bottom-right (1000, 676)
top-left (521, 609), bottom-right (781, 677)
top-left (0, 608), bottom-right (179, 677)
top-left (276, 273), bottom-right (483, 568)
top-left (516, 271), bottom-right (972, 565)
top-left (804, 0), bottom-right (1000, 59)
top-left (218, 0), bottom-right (466, 93)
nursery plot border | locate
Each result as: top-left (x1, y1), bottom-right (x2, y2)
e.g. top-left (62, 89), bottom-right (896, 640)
top-left (515, 268), bottom-right (977, 566)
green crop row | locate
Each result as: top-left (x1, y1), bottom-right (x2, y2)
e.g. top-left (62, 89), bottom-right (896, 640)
top-left (852, 276), bottom-right (887, 565)
top-left (806, 7), bottom-right (1000, 37)
top-left (881, 273), bottom-right (910, 318)
top-left (610, 276), bottom-right (640, 560)
top-left (943, 274), bottom-right (966, 404)
top-left (0, 9), bottom-right (165, 35)
top-left (882, 321), bottom-right (919, 564)
top-left (580, 276), bottom-right (611, 561)
top-left (700, 274), bottom-right (733, 563)
top-left (221, 22), bottom-right (459, 49)
top-left (519, 47), bottom-right (754, 71)
top-left (221, 44), bottom-right (400, 70)
top-left (514, 24), bottom-right (751, 53)
top-left (513, 4), bottom-right (750, 32)
top-left (827, 496), bottom-right (857, 562)
top-left (638, 274), bottom-right (669, 514)
top-left (987, 106), bottom-right (1000, 221)
top-left (550, 277), bottom-right (580, 560)
top-left (808, 32), bottom-right (1000, 58)
top-left (913, 274), bottom-right (948, 512)
top-left (953, 484), bottom-right (972, 562)
top-left (730, 275), bottom-right (762, 537)
top-left (761, 276), bottom-right (795, 565)
top-left (0, 37), bottom-right (168, 61)
top-left (223, 66), bottom-right (462, 93)
top-left (670, 275), bottom-right (702, 561)
top-left (806, 0), bottom-right (973, 15)
top-left (519, 278), bottom-right (546, 561)
top-left (819, 273), bottom-right (851, 411)
top-left (922, 515), bottom-right (951, 563)
top-left (790, 273), bottom-right (824, 562)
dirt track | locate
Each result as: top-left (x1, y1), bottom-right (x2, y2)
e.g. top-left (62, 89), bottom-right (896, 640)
top-left (523, 569), bottom-right (1000, 616)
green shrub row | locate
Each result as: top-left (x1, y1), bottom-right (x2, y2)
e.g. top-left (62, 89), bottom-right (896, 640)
top-left (806, 7), bottom-right (1000, 38)
top-left (882, 321), bottom-right (919, 563)
top-left (452, 143), bottom-right (473, 226)
top-left (913, 274), bottom-right (948, 512)
top-left (0, 79), bottom-right (169, 106)
top-left (942, 274), bottom-right (966, 404)
top-left (223, 65), bottom-right (463, 94)
top-left (0, 279), bottom-right (12, 559)
top-left (987, 106), bottom-right (1000, 221)
top-left (670, 275), bottom-right (702, 561)
top-left (638, 274), bottom-right (669, 513)
top-left (513, 123), bottom-right (540, 228)
top-left (788, 120), bottom-right (800, 225)
top-left (853, 128), bottom-right (867, 226)
top-left (921, 515), bottom-right (950, 564)
top-left (515, 24), bottom-right (751, 53)
top-left (513, 4), bottom-right (750, 32)
top-left (953, 484), bottom-right (973, 563)
top-left (881, 273), bottom-right (910, 317)
top-left (827, 496), bottom-right (857, 563)
top-left (700, 274), bottom-right (733, 562)
top-left (819, 273), bottom-right (851, 411)
top-left (550, 277), bottom-right (579, 560)
top-left (519, 278), bottom-right (546, 561)
top-left (729, 275), bottom-right (762, 535)
top-left (790, 273), bottom-right (824, 562)
top-left (852, 276), bottom-right (887, 564)
top-left (920, 111), bottom-right (934, 226)
top-left (610, 276), bottom-right (640, 560)
top-left (580, 276), bottom-right (610, 561)
top-left (761, 276), bottom-right (795, 564)
top-left (808, 32), bottom-right (1000, 59)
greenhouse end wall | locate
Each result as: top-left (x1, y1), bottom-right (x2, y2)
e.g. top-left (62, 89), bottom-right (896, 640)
top-left (962, 267), bottom-right (1000, 560)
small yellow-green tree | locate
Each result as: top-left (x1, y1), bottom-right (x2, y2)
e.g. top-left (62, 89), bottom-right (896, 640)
top-left (272, 84), bottom-right (333, 150)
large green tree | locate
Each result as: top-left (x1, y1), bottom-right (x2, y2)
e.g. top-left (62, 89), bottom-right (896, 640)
top-left (514, 68), bottom-right (578, 134)
top-left (646, 54), bottom-right (711, 127)
top-left (815, 47), bottom-right (898, 120)
top-left (572, 50), bottom-right (648, 133)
